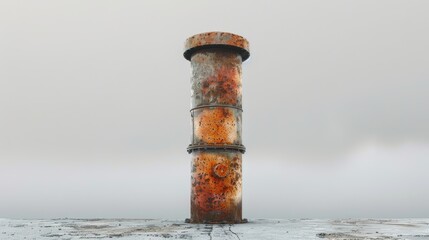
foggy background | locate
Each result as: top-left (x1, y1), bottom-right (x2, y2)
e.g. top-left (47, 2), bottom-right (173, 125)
top-left (1, 0), bottom-right (428, 219)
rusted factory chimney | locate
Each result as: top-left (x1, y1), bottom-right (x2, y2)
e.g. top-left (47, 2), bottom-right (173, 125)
top-left (183, 32), bottom-right (250, 224)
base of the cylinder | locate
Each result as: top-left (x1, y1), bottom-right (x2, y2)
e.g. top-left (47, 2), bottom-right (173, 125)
top-left (185, 218), bottom-right (248, 224)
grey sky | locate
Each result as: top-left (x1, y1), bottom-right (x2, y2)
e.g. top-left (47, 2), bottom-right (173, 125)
top-left (1, 0), bottom-right (428, 219)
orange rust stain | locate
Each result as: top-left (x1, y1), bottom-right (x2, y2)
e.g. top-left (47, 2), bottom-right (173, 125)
top-left (191, 152), bottom-right (242, 213)
top-left (226, 36), bottom-right (246, 49)
top-left (213, 163), bottom-right (229, 178)
top-left (185, 32), bottom-right (249, 53)
top-left (194, 108), bottom-right (238, 144)
top-left (201, 64), bottom-right (241, 105)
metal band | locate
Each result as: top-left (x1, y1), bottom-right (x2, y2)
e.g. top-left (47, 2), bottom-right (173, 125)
top-left (187, 144), bottom-right (246, 154)
top-left (190, 104), bottom-right (243, 112)
top-left (184, 44), bottom-right (250, 62)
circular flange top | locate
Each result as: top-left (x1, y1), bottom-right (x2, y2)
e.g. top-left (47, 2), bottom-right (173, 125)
top-left (184, 32), bottom-right (250, 61)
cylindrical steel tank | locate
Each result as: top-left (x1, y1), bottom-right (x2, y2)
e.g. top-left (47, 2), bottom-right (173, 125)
top-left (183, 32), bottom-right (250, 224)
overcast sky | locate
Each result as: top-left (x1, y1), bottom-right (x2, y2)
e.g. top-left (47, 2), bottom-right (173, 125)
top-left (1, 0), bottom-right (428, 219)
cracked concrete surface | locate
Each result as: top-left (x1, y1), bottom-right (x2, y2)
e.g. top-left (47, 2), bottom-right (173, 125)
top-left (1, 218), bottom-right (428, 239)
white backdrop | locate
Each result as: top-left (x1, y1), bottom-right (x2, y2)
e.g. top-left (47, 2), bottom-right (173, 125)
top-left (1, 0), bottom-right (428, 218)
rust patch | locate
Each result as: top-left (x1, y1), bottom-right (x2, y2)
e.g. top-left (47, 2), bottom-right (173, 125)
top-left (190, 51), bottom-right (243, 108)
top-left (193, 108), bottom-right (238, 144)
top-left (202, 64), bottom-right (241, 106)
top-left (184, 32), bottom-right (249, 58)
top-left (191, 151), bottom-right (242, 223)
top-left (213, 163), bottom-right (229, 178)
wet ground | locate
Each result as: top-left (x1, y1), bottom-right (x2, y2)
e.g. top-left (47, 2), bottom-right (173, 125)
top-left (1, 218), bottom-right (428, 239)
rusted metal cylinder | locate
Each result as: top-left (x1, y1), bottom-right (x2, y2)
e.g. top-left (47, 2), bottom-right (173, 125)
top-left (183, 32), bottom-right (249, 224)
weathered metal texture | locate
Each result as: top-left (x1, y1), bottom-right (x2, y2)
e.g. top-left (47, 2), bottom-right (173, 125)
top-left (192, 107), bottom-right (242, 146)
top-left (184, 32), bottom-right (249, 61)
top-left (191, 150), bottom-right (242, 223)
top-left (190, 50), bottom-right (243, 108)
top-left (184, 32), bottom-right (249, 224)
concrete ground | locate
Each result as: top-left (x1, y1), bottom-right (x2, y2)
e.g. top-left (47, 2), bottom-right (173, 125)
top-left (1, 218), bottom-right (428, 239)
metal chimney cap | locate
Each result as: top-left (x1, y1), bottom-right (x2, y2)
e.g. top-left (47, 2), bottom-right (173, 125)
top-left (184, 32), bottom-right (250, 61)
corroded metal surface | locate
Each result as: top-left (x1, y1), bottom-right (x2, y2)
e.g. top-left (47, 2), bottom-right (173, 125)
top-left (184, 32), bottom-right (250, 61)
top-left (192, 107), bottom-right (242, 146)
top-left (184, 32), bottom-right (250, 223)
top-left (191, 150), bottom-right (242, 223)
top-left (190, 51), bottom-right (243, 108)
